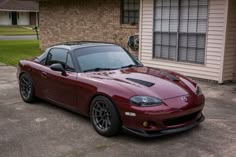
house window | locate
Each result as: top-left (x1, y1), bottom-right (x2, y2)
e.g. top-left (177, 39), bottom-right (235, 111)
top-left (153, 0), bottom-right (208, 64)
top-left (121, 0), bottom-right (140, 25)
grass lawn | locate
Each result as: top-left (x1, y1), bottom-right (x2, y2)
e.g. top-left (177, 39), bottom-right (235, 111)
top-left (0, 26), bottom-right (37, 36)
top-left (0, 40), bottom-right (42, 66)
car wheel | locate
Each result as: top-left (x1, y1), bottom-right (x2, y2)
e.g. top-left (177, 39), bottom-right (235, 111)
top-left (19, 73), bottom-right (35, 103)
top-left (90, 96), bottom-right (121, 137)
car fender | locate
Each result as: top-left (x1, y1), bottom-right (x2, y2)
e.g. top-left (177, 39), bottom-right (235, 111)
top-left (75, 74), bottom-right (136, 116)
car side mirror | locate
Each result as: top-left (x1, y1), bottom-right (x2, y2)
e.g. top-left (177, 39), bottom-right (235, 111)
top-left (50, 63), bottom-right (66, 74)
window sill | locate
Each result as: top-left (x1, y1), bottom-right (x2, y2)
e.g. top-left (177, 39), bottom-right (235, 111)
top-left (151, 57), bottom-right (206, 67)
top-left (120, 24), bottom-right (139, 29)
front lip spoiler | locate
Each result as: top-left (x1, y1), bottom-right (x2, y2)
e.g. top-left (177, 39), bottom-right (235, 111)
top-left (122, 114), bottom-right (205, 138)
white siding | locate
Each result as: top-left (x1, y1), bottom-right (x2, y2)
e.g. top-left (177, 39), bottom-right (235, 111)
top-left (235, 60), bottom-right (236, 81)
top-left (235, 57), bottom-right (236, 81)
top-left (18, 12), bottom-right (30, 25)
top-left (223, 0), bottom-right (236, 81)
top-left (140, 0), bottom-right (228, 82)
top-left (0, 11), bottom-right (11, 25)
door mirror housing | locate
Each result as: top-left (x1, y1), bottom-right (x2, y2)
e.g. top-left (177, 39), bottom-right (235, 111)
top-left (50, 63), bottom-right (66, 74)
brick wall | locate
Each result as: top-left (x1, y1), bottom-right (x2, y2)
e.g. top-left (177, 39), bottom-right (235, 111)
top-left (39, 0), bottom-right (139, 56)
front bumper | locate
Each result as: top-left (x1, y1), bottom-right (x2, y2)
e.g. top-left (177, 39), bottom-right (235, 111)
top-left (122, 114), bottom-right (205, 138)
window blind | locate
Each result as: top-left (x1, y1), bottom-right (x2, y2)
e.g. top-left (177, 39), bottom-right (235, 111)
top-left (154, 0), bottom-right (208, 64)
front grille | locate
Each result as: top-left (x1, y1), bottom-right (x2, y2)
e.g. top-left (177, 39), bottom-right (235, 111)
top-left (163, 111), bottom-right (200, 126)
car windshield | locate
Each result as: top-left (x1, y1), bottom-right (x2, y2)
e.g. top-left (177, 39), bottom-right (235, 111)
top-left (74, 45), bottom-right (143, 72)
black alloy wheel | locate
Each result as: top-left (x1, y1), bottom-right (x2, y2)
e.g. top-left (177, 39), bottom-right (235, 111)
top-left (90, 96), bottom-right (121, 137)
top-left (19, 73), bottom-right (35, 103)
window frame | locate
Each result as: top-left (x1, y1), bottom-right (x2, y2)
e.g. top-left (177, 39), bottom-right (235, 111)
top-left (152, 0), bottom-right (209, 64)
top-left (121, 0), bottom-right (140, 25)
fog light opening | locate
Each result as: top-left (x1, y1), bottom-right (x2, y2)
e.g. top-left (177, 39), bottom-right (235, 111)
top-left (143, 121), bottom-right (150, 128)
top-left (143, 120), bottom-right (156, 128)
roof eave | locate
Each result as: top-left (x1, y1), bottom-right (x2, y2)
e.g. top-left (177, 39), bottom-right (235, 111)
top-left (0, 9), bottom-right (38, 12)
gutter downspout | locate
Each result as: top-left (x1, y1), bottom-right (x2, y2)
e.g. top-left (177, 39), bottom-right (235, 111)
top-left (138, 0), bottom-right (143, 61)
top-left (219, 0), bottom-right (229, 83)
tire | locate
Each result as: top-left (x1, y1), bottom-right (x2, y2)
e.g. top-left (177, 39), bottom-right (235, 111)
top-left (90, 96), bottom-right (121, 137)
top-left (19, 73), bottom-right (35, 103)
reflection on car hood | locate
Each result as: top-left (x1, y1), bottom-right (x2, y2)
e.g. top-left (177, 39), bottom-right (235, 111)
top-left (84, 67), bottom-right (196, 100)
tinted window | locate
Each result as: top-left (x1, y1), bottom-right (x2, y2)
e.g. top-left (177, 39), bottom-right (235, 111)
top-left (74, 45), bottom-right (141, 72)
top-left (46, 48), bottom-right (68, 67)
top-left (35, 49), bottom-right (48, 65)
top-left (66, 54), bottom-right (75, 72)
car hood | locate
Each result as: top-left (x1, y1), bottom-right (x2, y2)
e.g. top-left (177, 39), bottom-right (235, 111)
top-left (84, 67), bottom-right (197, 100)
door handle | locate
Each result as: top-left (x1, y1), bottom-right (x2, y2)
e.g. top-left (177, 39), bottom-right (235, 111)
top-left (41, 72), bottom-right (48, 79)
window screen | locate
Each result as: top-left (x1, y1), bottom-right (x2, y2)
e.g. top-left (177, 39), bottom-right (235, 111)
top-left (121, 0), bottom-right (140, 24)
top-left (154, 0), bottom-right (208, 64)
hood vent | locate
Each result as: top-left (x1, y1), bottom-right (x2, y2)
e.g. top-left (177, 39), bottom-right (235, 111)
top-left (162, 72), bottom-right (180, 82)
top-left (126, 78), bottom-right (155, 87)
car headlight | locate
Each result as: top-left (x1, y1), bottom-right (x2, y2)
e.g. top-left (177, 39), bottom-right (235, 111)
top-left (130, 96), bottom-right (162, 107)
top-left (196, 85), bottom-right (203, 95)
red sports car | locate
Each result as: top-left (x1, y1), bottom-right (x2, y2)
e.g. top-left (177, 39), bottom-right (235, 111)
top-left (17, 42), bottom-right (205, 137)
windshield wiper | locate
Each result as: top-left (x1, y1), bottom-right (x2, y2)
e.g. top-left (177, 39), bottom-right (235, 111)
top-left (121, 64), bottom-right (143, 69)
top-left (83, 68), bottom-right (117, 73)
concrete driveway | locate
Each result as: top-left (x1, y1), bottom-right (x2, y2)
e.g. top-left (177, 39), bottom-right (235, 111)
top-left (0, 66), bottom-right (236, 157)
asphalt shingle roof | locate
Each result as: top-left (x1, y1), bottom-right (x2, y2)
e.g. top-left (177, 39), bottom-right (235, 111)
top-left (0, 0), bottom-right (38, 11)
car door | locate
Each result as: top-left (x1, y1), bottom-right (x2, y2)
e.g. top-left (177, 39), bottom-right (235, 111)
top-left (40, 48), bottom-right (78, 109)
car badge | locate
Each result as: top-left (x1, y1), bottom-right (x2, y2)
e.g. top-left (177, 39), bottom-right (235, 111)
top-left (181, 96), bottom-right (188, 102)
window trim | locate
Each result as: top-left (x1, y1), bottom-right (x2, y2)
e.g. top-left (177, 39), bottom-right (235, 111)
top-left (152, 0), bottom-right (209, 65)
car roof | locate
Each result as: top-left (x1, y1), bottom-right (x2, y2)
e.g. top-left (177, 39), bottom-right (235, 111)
top-left (51, 41), bottom-right (117, 51)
